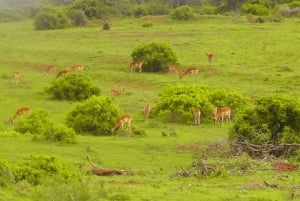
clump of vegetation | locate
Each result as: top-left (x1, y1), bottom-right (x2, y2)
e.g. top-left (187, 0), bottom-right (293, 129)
top-left (102, 22), bottom-right (110, 30)
top-left (131, 42), bottom-right (177, 72)
top-left (242, 3), bottom-right (269, 16)
top-left (66, 96), bottom-right (121, 135)
top-left (68, 9), bottom-right (87, 26)
top-left (154, 84), bottom-right (247, 124)
top-left (15, 110), bottom-right (76, 143)
top-left (142, 22), bottom-right (153, 27)
top-left (34, 5), bottom-right (70, 30)
top-left (131, 5), bottom-right (148, 17)
top-left (170, 5), bottom-right (195, 20)
top-left (46, 73), bottom-right (101, 101)
top-left (0, 160), bottom-right (11, 187)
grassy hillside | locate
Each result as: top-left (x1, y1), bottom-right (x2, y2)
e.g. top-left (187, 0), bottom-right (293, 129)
top-left (0, 15), bottom-right (299, 201)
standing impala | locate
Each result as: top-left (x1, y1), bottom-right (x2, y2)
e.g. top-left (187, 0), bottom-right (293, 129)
top-left (46, 65), bottom-right (57, 75)
top-left (111, 86), bottom-right (124, 98)
top-left (194, 107), bottom-right (201, 125)
top-left (206, 52), bottom-right (214, 65)
top-left (144, 103), bottom-right (151, 124)
top-left (179, 67), bottom-right (199, 80)
top-left (55, 69), bottom-right (69, 79)
top-left (110, 114), bottom-right (132, 134)
top-left (70, 64), bottom-right (84, 72)
top-left (12, 71), bottom-right (21, 84)
top-left (128, 61), bottom-right (143, 73)
top-left (168, 64), bottom-right (182, 76)
top-left (11, 107), bottom-right (31, 124)
top-left (213, 106), bottom-right (231, 124)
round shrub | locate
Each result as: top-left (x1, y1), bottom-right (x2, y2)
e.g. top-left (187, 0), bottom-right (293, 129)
top-left (170, 5), bottom-right (195, 20)
top-left (65, 96), bottom-right (121, 135)
top-left (131, 42), bottom-right (177, 72)
top-left (34, 6), bottom-right (70, 30)
top-left (102, 22), bottom-right (110, 30)
top-left (131, 5), bottom-right (148, 18)
top-left (46, 73), bottom-right (101, 101)
top-left (242, 3), bottom-right (270, 16)
top-left (69, 9), bottom-right (87, 26)
top-left (15, 110), bottom-right (76, 143)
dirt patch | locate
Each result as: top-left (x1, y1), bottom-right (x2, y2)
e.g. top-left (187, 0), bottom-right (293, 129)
top-left (272, 161), bottom-right (298, 172)
top-left (0, 61), bottom-right (48, 72)
top-left (175, 144), bottom-right (199, 153)
top-left (107, 180), bottom-right (139, 186)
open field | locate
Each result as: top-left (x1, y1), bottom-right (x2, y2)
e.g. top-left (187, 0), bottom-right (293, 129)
top-left (0, 15), bottom-right (299, 201)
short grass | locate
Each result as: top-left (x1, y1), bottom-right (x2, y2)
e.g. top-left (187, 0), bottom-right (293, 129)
top-left (0, 15), bottom-right (299, 201)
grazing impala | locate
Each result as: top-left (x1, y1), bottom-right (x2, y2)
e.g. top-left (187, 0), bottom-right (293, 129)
top-left (168, 64), bottom-right (181, 76)
top-left (55, 69), bottom-right (69, 79)
top-left (46, 65), bottom-right (56, 75)
top-left (206, 52), bottom-right (214, 65)
top-left (213, 106), bottom-right (231, 124)
top-left (179, 67), bottom-right (199, 80)
top-left (110, 114), bottom-right (132, 134)
top-left (144, 103), bottom-right (151, 124)
top-left (128, 61), bottom-right (143, 73)
top-left (11, 107), bottom-right (31, 124)
top-left (12, 71), bottom-right (21, 84)
top-left (194, 107), bottom-right (201, 125)
top-left (70, 64), bottom-right (84, 72)
top-left (111, 86), bottom-right (124, 98)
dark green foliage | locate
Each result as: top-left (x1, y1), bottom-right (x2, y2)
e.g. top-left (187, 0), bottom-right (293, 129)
top-left (102, 22), bottom-right (110, 30)
top-left (142, 22), bottom-right (153, 27)
top-left (154, 84), bottom-right (247, 124)
top-left (15, 110), bottom-right (76, 143)
top-left (230, 94), bottom-right (300, 144)
top-left (242, 3), bottom-right (270, 15)
top-left (12, 155), bottom-right (74, 186)
top-left (34, 5), bottom-right (70, 30)
top-left (46, 73), bottom-right (101, 101)
top-left (131, 42), bottom-right (177, 72)
top-left (170, 5), bottom-right (195, 20)
top-left (0, 160), bottom-right (12, 187)
top-left (131, 5), bottom-right (148, 17)
top-left (68, 9), bottom-right (87, 26)
top-left (65, 96), bottom-right (121, 135)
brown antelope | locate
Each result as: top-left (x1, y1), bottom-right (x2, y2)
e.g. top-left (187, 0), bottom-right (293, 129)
top-left (111, 86), bottom-right (124, 98)
top-left (194, 107), bottom-right (201, 125)
top-left (213, 107), bottom-right (231, 124)
top-left (144, 103), bottom-right (151, 124)
top-left (55, 69), bottom-right (69, 79)
top-left (206, 52), bottom-right (214, 65)
top-left (179, 67), bottom-right (199, 80)
top-left (45, 65), bottom-right (57, 75)
top-left (110, 114), bottom-right (132, 134)
top-left (168, 64), bottom-right (181, 76)
top-left (11, 107), bottom-right (31, 124)
top-left (128, 61), bottom-right (143, 73)
top-left (70, 64), bottom-right (84, 72)
top-left (12, 71), bottom-right (21, 84)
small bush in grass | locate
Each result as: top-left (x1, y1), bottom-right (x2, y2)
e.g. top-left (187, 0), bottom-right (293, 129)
top-left (142, 22), bottom-right (153, 27)
top-left (66, 96), bottom-right (121, 135)
top-left (46, 73), bottom-right (101, 101)
top-left (102, 22), bottom-right (110, 30)
top-left (0, 160), bottom-right (12, 187)
top-left (170, 5), bottom-right (195, 20)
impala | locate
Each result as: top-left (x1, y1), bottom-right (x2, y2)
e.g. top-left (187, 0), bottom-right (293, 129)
top-left (110, 114), bottom-right (132, 134)
top-left (128, 61), bottom-right (143, 73)
top-left (12, 71), bottom-right (21, 84)
top-left (168, 64), bottom-right (181, 75)
top-left (213, 106), bottom-right (231, 124)
top-left (11, 106), bottom-right (31, 124)
top-left (194, 107), bottom-right (201, 125)
top-left (46, 65), bottom-right (56, 75)
top-left (144, 103), bottom-right (151, 124)
top-left (55, 69), bottom-right (69, 79)
top-left (111, 86), bottom-right (124, 98)
top-left (206, 52), bottom-right (214, 65)
top-left (70, 64), bottom-right (84, 72)
top-left (179, 67), bottom-right (199, 80)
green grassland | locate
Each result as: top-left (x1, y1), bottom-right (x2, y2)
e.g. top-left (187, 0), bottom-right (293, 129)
top-left (0, 15), bottom-right (299, 201)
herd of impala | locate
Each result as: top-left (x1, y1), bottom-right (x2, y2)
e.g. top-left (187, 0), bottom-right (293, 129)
top-left (10, 51), bottom-right (231, 134)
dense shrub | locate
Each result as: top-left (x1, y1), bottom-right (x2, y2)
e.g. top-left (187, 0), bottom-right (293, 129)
top-left (242, 3), bottom-right (270, 15)
top-left (154, 84), bottom-right (248, 124)
top-left (131, 42), bottom-right (177, 72)
top-left (46, 73), bottom-right (101, 101)
top-left (0, 160), bottom-right (12, 187)
top-left (102, 22), bottom-right (110, 30)
top-left (15, 110), bottom-right (76, 143)
top-left (289, 1), bottom-right (300, 8)
top-left (170, 5), bottom-right (195, 20)
top-left (34, 6), bottom-right (70, 30)
top-left (198, 6), bottom-right (217, 15)
top-left (131, 5), bottom-right (148, 17)
top-left (68, 9), bottom-right (87, 26)
top-left (230, 94), bottom-right (300, 144)
top-left (65, 96), bottom-right (121, 135)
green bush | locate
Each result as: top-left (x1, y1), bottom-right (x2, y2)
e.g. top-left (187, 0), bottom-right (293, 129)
top-left (102, 22), bottom-right (110, 30)
top-left (242, 3), bottom-right (270, 15)
top-left (0, 160), bottom-right (12, 187)
top-left (15, 110), bottom-right (76, 143)
top-left (68, 9), bottom-right (87, 26)
top-left (170, 5), bottom-right (195, 20)
top-left (198, 6), bottom-right (217, 15)
top-left (131, 5), bottom-right (148, 17)
top-left (289, 1), bottom-right (300, 8)
top-left (230, 94), bottom-right (300, 144)
top-left (34, 6), bottom-right (70, 30)
top-left (131, 42), bottom-right (177, 72)
top-left (65, 96), bottom-right (121, 135)
top-left (46, 73), bottom-right (101, 101)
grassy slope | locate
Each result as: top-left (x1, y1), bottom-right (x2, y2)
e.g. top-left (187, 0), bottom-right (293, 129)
top-left (0, 16), bottom-right (299, 200)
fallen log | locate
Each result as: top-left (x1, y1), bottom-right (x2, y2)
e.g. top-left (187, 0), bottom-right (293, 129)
top-left (86, 155), bottom-right (131, 176)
